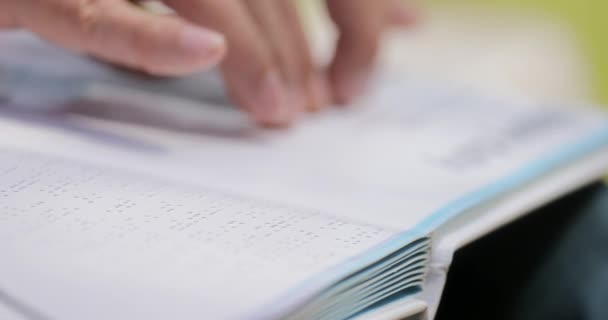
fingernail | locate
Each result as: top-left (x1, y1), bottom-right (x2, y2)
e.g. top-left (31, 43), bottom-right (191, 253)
top-left (252, 71), bottom-right (294, 127)
top-left (306, 74), bottom-right (330, 112)
top-left (179, 26), bottom-right (226, 58)
top-left (335, 71), bottom-right (370, 105)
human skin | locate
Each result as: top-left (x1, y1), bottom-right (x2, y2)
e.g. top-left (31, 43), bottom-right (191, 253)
top-left (0, 0), bottom-right (415, 127)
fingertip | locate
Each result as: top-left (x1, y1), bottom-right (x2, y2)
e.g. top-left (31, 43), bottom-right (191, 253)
top-left (179, 25), bottom-right (227, 68)
top-left (325, 0), bottom-right (386, 106)
top-left (305, 74), bottom-right (331, 112)
top-left (242, 71), bottom-right (298, 128)
top-left (330, 67), bottom-right (371, 106)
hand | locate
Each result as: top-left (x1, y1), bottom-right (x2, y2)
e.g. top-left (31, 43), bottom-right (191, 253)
top-left (1, 0), bottom-right (416, 127)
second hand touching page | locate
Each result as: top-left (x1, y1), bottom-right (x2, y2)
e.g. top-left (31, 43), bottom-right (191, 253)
top-left (0, 151), bottom-right (394, 320)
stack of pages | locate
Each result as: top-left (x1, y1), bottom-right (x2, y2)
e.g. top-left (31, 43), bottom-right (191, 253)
top-left (1, 32), bottom-right (608, 320)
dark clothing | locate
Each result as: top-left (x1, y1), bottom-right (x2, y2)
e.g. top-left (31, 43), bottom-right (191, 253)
top-left (436, 182), bottom-right (608, 320)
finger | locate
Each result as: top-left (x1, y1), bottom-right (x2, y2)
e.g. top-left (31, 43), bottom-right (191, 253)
top-left (0, 11), bottom-right (18, 29)
top-left (386, 0), bottom-right (418, 27)
top-left (165, 0), bottom-right (299, 127)
top-left (0, 1), bottom-right (16, 27)
top-left (15, 0), bottom-right (226, 76)
top-left (242, 0), bottom-right (305, 113)
top-left (244, 0), bottom-right (328, 112)
top-left (275, 0), bottom-right (331, 112)
top-left (0, 20), bottom-right (18, 29)
top-left (326, 0), bottom-right (387, 105)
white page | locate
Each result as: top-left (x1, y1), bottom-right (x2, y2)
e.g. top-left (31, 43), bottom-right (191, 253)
top-left (0, 150), bottom-right (395, 319)
top-left (0, 77), bottom-right (606, 233)
top-left (1, 77), bottom-right (606, 319)
top-left (1, 32), bottom-right (607, 233)
top-left (2, 32), bottom-right (608, 319)
top-left (0, 301), bottom-right (27, 320)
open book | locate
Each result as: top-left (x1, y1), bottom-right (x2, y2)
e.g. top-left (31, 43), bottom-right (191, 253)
top-left (1, 32), bottom-right (608, 320)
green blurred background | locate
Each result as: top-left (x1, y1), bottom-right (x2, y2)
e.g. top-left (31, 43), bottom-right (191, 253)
top-left (433, 0), bottom-right (608, 104)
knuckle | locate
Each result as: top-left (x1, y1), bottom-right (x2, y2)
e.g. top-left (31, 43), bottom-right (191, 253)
top-left (130, 25), bottom-right (160, 56)
top-left (129, 24), bottom-right (170, 69)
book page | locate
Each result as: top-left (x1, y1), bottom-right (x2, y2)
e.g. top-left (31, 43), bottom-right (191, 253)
top-left (1, 32), bottom-right (607, 232)
top-left (0, 150), bottom-right (395, 319)
top-left (1, 73), bottom-right (606, 233)
top-left (0, 300), bottom-right (27, 320)
top-left (1, 32), bottom-right (608, 319)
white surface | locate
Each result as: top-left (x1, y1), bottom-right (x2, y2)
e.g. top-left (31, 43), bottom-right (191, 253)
top-left (0, 78), bottom-right (606, 319)
top-left (0, 71), bottom-right (605, 233)
top-left (422, 146), bottom-right (608, 319)
top-left (0, 151), bottom-right (394, 319)
top-left (437, 145), bottom-right (608, 250)
top-left (0, 10), bottom-right (605, 319)
top-left (0, 302), bottom-right (26, 320)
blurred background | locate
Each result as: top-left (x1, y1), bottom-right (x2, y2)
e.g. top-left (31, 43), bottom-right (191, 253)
top-left (83, 0), bottom-right (608, 108)
top-left (413, 0), bottom-right (607, 106)
top-left (306, 0), bottom-right (607, 108)
top-left (430, 0), bottom-right (608, 104)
